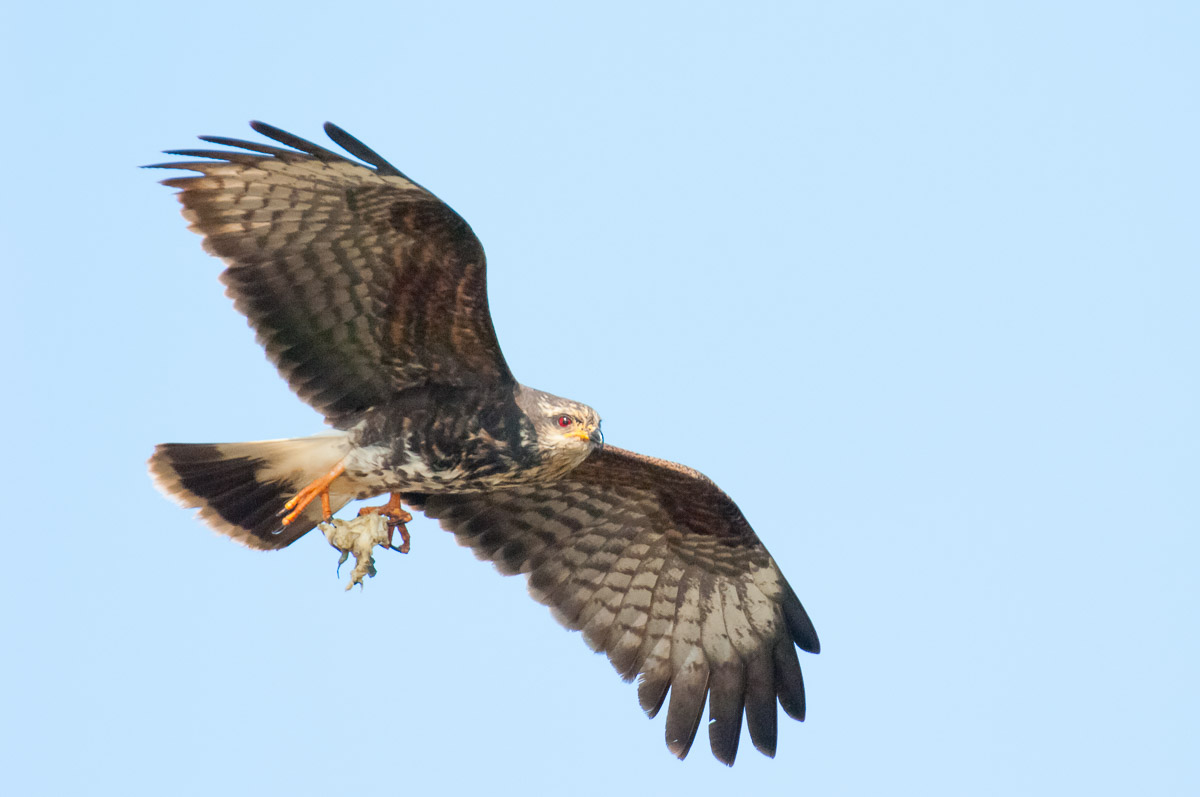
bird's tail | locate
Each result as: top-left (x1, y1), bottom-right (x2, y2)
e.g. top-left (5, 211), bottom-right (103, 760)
top-left (149, 435), bottom-right (356, 550)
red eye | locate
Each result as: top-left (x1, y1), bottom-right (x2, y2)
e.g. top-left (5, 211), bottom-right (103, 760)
top-left (556, 415), bottom-right (573, 428)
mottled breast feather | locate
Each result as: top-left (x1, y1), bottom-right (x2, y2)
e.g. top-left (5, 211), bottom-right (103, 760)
top-left (152, 122), bottom-right (514, 423)
top-left (405, 445), bottom-right (819, 765)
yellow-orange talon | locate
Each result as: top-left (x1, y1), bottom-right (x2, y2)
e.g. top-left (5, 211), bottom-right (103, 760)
top-left (358, 492), bottom-right (413, 553)
top-left (357, 492), bottom-right (410, 522)
top-left (280, 462), bottom-right (346, 525)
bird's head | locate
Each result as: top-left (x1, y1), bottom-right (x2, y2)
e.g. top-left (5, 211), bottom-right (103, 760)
top-left (516, 386), bottom-right (603, 468)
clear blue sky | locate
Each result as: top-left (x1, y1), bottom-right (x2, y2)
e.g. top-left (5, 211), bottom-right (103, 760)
top-left (3, 2), bottom-right (1196, 794)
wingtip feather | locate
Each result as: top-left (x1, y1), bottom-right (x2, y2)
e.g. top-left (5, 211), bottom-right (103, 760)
top-left (774, 641), bottom-right (807, 721)
top-left (248, 120), bottom-right (344, 161)
top-left (784, 585), bottom-right (821, 654)
top-left (322, 121), bottom-right (407, 178)
top-left (706, 664), bottom-right (745, 765)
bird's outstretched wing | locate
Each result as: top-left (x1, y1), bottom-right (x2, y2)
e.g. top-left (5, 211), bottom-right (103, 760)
top-left (152, 122), bottom-right (513, 423)
top-left (404, 446), bottom-right (820, 765)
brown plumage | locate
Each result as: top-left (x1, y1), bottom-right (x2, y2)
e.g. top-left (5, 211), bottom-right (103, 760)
top-left (406, 445), bottom-right (818, 762)
top-left (148, 122), bottom-right (819, 765)
top-left (159, 122), bottom-right (513, 421)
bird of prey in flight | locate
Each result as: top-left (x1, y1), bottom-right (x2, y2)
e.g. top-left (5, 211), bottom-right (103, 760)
top-left (148, 122), bottom-right (819, 765)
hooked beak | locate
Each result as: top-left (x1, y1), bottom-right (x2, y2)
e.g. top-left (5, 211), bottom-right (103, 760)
top-left (566, 425), bottom-right (603, 448)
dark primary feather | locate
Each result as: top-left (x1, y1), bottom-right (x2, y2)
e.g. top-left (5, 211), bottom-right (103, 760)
top-left (406, 445), bottom-right (819, 765)
top-left (249, 120), bottom-right (348, 162)
top-left (323, 122), bottom-right (413, 180)
top-left (151, 122), bottom-right (514, 423)
top-left (196, 135), bottom-right (302, 158)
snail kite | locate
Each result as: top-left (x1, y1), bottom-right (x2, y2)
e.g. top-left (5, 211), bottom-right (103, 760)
top-left (148, 122), bottom-right (819, 765)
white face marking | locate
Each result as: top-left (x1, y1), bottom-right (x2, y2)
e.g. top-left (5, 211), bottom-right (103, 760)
top-left (514, 384), bottom-right (603, 468)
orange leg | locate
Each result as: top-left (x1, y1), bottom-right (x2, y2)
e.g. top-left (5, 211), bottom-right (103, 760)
top-left (358, 492), bottom-right (414, 553)
top-left (280, 462), bottom-right (346, 526)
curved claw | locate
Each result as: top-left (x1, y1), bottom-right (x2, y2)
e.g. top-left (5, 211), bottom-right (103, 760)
top-left (388, 522), bottom-right (412, 554)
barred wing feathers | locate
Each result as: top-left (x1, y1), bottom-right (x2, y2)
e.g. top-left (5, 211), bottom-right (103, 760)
top-left (406, 446), bottom-right (819, 765)
top-left (152, 122), bottom-right (513, 423)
